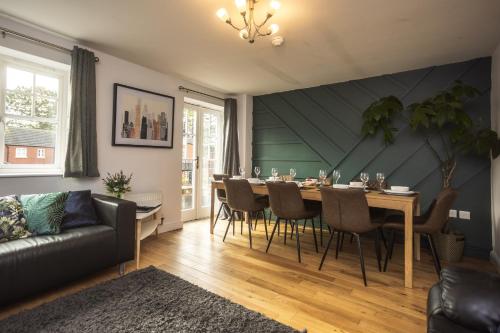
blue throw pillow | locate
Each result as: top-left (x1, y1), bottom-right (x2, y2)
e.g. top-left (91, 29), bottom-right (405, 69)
top-left (61, 190), bottom-right (98, 230)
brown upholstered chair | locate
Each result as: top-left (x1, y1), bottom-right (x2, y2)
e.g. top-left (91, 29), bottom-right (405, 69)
top-left (222, 179), bottom-right (269, 248)
top-left (319, 188), bottom-right (383, 286)
top-left (383, 188), bottom-right (458, 277)
top-left (213, 174), bottom-right (230, 228)
top-left (265, 182), bottom-right (321, 263)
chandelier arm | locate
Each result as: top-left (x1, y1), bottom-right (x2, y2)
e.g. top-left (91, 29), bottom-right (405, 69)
top-left (254, 24), bottom-right (271, 37)
top-left (226, 21), bottom-right (246, 31)
top-left (255, 14), bottom-right (273, 29)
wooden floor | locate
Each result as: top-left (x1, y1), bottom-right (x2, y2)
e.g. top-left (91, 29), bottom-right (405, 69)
top-left (0, 219), bottom-right (492, 333)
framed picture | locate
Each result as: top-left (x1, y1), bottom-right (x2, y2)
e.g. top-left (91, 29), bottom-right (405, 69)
top-left (112, 83), bottom-right (175, 148)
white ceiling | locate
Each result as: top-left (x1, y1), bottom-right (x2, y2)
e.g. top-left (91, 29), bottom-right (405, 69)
top-left (1, 0), bottom-right (500, 95)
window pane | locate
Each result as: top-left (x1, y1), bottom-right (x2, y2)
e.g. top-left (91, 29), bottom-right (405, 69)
top-left (35, 74), bottom-right (58, 98)
top-left (35, 96), bottom-right (57, 118)
top-left (6, 68), bottom-right (34, 117)
top-left (4, 123), bottom-right (56, 165)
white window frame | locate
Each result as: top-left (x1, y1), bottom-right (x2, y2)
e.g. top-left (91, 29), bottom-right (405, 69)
top-left (15, 147), bottom-right (27, 158)
top-left (36, 148), bottom-right (46, 159)
top-left (0, 52), bottom-right (69, 176)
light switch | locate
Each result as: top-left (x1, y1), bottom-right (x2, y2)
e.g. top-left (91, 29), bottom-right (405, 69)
top-left (449, 209), bottom-right (457, 218)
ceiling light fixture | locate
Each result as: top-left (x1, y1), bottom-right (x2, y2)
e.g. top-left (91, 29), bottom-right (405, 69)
top-left (216, 0), bottom-right (281, 43)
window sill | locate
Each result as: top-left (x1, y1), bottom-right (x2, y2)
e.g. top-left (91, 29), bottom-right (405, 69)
top-left (0, 171), bottom-right (63, 178)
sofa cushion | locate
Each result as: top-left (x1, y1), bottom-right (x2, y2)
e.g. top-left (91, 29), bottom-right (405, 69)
top-left (440, 267), bottom-right (500, 333)
top-left (0, 195), bottom-right (31, 242)
top-left (20, 192), bottom-right (69, 235)
top-left (62, 190), bottom-right (98, 230)
top-left (0, 225), bottom-right (117, 304)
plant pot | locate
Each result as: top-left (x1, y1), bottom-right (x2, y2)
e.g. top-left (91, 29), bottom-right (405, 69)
top-left (437, 231), bottom-right (464, 262)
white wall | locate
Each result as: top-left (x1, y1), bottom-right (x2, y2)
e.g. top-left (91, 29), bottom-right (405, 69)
top-left (0, 16), bottom-right (226, 232)
top-left (491, 42), bottom-right (500, 271)
top-left (237, 94), bottom-right (253, 176)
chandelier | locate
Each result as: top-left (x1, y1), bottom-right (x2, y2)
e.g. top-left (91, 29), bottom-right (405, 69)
top-left (216, 0), bottom-right (281, 43)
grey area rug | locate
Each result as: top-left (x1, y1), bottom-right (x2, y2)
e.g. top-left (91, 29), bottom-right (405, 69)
top-left (0, 266), bottom-right (301, 333)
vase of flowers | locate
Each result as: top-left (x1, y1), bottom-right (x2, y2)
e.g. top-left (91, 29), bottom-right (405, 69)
top-left (102, 170), bottom-right (132, 199)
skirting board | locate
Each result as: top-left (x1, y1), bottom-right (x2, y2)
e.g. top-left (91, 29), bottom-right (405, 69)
top-left (491, 251), bottom-right (500, 274)
top-left (158, 220), bottom-right (183, 233)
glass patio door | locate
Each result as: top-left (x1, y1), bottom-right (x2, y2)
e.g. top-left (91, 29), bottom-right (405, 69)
top-left (181, 102), bottom-right (223, 221)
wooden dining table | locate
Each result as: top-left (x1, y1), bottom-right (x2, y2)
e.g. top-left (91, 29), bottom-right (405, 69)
top-left (210, 181), bottom-right (421, 288)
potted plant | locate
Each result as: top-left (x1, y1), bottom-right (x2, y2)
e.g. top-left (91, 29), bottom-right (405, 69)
top-left (102, 170), bottom-right (133, 199)
top-left (361, 81), bottom-right (500, 261)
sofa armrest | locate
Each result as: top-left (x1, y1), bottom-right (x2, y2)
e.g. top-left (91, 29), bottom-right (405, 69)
top-left (92, 194), bottom-right (136, 263)
top-left (427, 283), bottom-right (444, 319)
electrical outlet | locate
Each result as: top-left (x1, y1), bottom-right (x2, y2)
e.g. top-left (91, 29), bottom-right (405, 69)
top-left (459, 210), bottom-right (471, 220)
top-left (449, 209), bottom-right (457, 218)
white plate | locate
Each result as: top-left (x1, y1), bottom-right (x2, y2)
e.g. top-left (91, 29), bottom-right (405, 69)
top-left (383, 189), bottom-right (415, 196)
top-left (349, 185), bottom-right (365, 189)
top-left (391, 186), bottom-right (410, 192)
top-left (332, 184), bottom-right (349, 189)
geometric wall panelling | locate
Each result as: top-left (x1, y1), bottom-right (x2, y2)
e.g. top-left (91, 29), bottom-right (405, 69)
top-left (253, 57), bottom-right (492, 257)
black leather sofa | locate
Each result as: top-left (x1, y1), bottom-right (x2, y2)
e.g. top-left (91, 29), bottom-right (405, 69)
top-left (427, 267), bottom-right (500, 333)
top-left (0, 194), bottom-right (136, 306)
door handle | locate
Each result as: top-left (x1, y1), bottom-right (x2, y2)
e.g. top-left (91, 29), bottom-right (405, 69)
top-left (196, 156), bottom-right (199, 169)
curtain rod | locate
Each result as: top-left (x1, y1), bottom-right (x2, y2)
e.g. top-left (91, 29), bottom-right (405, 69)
top-left (0, 26), bottom-right (99, 63)
top-left (178, 85), bottom-right (225, 101)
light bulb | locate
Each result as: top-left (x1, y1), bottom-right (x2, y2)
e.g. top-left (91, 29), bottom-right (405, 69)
top-left (235, 0), bottom-right (246, 13)
top-left (239, 29), bottom-right (249, 39)
top-left (267, 0), bottom-right (281, 15)
top-left (216, 8), bottom-right (230, 22)
top-left (268, 23), bottom-right (279, 35)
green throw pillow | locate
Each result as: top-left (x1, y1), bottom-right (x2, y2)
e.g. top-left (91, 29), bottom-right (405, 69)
top-left (0, 195), bottom-right (31, 242)
top-left (20, 192), bottom-right (69, 235)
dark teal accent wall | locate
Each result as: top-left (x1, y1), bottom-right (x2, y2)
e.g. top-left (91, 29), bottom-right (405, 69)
top-left (253, 58), bottom-right (492, 258)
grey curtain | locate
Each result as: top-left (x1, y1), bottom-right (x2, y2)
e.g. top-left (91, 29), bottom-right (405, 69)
top-left (222, 98), bottom-right (240, 176)
top-left (64, 46), bottom-right (99, 177)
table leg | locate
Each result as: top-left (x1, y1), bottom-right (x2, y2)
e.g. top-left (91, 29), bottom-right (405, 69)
top-left (404, 204), bottom-right (414, 288)
top-left (210, 183), bottom-right (216, 234)
top-left (414, 200), bottom-right (421, 261)
top-left (414, 233), bottom-right (421, 261)
top-left (135, 220), bottom-right (141, 270)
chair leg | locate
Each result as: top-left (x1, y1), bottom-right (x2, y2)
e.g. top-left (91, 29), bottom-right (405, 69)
top-left (284, 220), bottom-right (288, 245)
top-left (295, 219), bottom-right (302, 263)
top-left (355, 234), bottom-right (367, 287)
top-left (335, 231), bottom-right (342, 259)
top-left (350, 234), bottom-right (354, 243)
top-left (232, 211), bottom-right (235, 236)
top-left (214, 203), bottom-right (224, 228)
top-left (375, 228), bottom-right (382, 272)
top-left (383, 230), bottom-right (395, 272)
top-left (247, 214), bottom-right (253, 249)
top-left (319, 215), bottom-right (323, 247)
top-left (380, 229), bottom-right (388, 251)
top-left (310, 218), bottom-right (318, 253)
top-left (266, 217), bottom-right (280, 253)
top-left (339, 232), bottom-right (345, 251)
top-left (290, 221), bottom-right (295, 239)
top-left (278, 217), bottom-right (281, 236)
top-left (254, 211), bottom-right (258, 230)
top-left (240, 213), bottom-right (244, 235)
top-left (223, 211), bottom-right (234, 242)
top-left (426, 233), bottom-right (442, 277)
top-left (302, 219), bottom-right (307, 233)
top-left (261, 210), bottom-right (269, 240)
top-left (319, 229), bottom-right (335, 270)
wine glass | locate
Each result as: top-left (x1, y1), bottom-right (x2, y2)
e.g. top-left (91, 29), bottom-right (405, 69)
top-left (271, 167), bottom-right (279, 180)
top-left (319, 169), bottom-right (326, 186)
top-left (332, 169), bottom-right (341, 184)
top-left (360, 172), bottom-right (369, 188)
top-left (289, 168), bottom-right (297, 180)
top-left (254, 166), bottom-right (261, 179)
top-left (376, 172), bottom-right (385, 190)
top-left (239, 166), bottom-right (245, 179)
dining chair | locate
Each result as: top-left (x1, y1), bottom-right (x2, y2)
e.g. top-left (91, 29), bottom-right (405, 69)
top-left (383, 188), bottom-right (458, 277)
top-left (265, 182), bottom-right (321, 263)
top-left (222, 179), bottom-right (269, 248)
top-left (319, 188), bottom-right (383, 286)
top-left (213, 174), bottom-right (230, 228)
